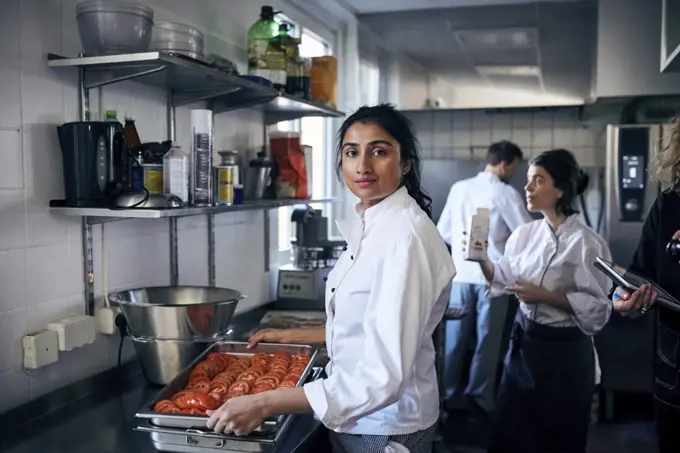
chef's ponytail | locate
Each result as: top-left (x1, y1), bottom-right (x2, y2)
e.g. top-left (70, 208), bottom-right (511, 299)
top-left (335, 104), bottom-right (433, 218)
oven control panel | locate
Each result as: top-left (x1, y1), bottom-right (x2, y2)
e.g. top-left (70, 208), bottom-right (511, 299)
top-left (278, 271), bottom-right (318, 300)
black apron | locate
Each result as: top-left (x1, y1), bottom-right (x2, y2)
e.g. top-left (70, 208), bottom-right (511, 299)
top-left (487, 312), bottom-right (595, 453)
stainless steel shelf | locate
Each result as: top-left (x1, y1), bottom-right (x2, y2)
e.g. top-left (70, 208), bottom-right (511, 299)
top-left (49, 198), bottom-right (340, 224)
top-left (220, 94), bottom-right (345, 125)
top-left (46, 52), bottom-right (344, 120)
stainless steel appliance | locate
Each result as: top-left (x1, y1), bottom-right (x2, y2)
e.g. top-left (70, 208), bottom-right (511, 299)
top-left (276, 207), bottom-right (345, 311)
top-left (126, 334), bottom-right (216, 385)
top-left (108, 285), bottom-right (245, 340)
top-left (244, 152), bottom-right (273, 200)
top-left (596, 124), bottom-right (662, 419)
top-left (56, 121), bottom-right (128, 207)
top-left (602, 124), bottom-right (662, 264)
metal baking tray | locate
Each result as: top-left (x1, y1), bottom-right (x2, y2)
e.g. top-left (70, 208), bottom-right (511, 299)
top-left (135, 368), bottom-right (323, 453)
top-left (136, 407), bottom-right (292, 453)
top-left (135, 341), bottom-right (319, 435)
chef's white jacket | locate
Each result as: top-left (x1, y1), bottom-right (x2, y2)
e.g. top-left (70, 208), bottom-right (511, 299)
top-left (437, 172), bottom-right (532, 286)
top-left (303, 186), bottom-right (456, 435)
top-left (490, 215), bottom-right (613, 335)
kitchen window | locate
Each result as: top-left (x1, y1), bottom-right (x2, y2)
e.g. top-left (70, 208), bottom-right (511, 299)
top-left (276, 29), bottom-right (333, 257)
top-left (359, 59), bottom-right (380, 106)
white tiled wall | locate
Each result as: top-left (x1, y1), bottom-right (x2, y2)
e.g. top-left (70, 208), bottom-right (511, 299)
top-left (405, 106), bottom-right (624, 167)
top-left (0, 0), bottom-right (343, 413)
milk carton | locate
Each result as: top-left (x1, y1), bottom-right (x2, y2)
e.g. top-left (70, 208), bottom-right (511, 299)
top-left (464, 208), bottom-right (490, 262)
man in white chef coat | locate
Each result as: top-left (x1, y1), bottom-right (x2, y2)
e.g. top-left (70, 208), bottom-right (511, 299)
top-left (437, 140), bottom-right (532, 416)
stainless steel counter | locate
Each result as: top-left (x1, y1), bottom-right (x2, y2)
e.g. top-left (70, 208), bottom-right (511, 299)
top-left (0, 372), bottom-right (325, 453)
top-left (0, 305), bottom-right (329, 453)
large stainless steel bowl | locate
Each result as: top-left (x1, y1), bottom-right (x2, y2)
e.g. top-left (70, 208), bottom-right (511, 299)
top-left (76, 0), bottom-right (154, 56)
top-left (129, 334), bottom-right (213, 385)
top-left (109, 286), bottom-right (244, 340)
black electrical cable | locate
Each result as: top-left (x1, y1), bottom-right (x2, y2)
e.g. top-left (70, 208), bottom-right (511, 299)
top-left (115, 313), bottom-right (127, 367)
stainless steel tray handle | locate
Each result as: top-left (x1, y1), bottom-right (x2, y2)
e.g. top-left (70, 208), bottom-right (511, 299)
top-left (186, 429), bottom-right (225, 448)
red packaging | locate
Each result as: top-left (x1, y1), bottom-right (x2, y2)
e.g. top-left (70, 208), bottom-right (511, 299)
top-left (269, 132), bottom-right (308, 199)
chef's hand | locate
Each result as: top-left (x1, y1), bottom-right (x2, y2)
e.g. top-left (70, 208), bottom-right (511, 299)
top-left (247, 328), bottom-right (295, 349)
top-left (505, 281), bottom-right (549, 304)
top-left (612, 284), bottom-right (657, 317)
top-left (206, 394), bottom-right (266, 436)
top-left (673, 230), bottom-right (680, 241)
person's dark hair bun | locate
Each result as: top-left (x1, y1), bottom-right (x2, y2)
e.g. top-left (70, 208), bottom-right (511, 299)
top-left (530, 148), bottom-right (587, 216)
top-left (576, 169), bottom-right (589, 195)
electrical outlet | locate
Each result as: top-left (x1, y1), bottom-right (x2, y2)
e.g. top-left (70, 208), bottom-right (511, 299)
top-left (47, 315), bottom-right (97, 351)
top-left (23, 330), bottom-right (59, 369)
top-left (96, 307), bottom-right (120, 335)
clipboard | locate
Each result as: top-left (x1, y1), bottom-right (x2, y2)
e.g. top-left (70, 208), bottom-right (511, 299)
top-left (593, 256), bottom-right (680, 312)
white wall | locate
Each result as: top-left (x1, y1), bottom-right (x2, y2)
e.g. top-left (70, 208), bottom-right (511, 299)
top-left (0, 0), bottom-right (349, 413)
top-left (405, 104), bottom-right (625, 167)
top-left (597, 0), bottom-right (680, 97)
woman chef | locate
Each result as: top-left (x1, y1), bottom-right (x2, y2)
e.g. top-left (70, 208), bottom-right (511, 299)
top-left (475, 149), bottom-right (612, 453)
top-left (206, 104), bottom-right (456, 453)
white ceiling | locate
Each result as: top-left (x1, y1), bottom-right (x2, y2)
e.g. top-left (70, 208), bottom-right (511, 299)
top-left (341, 0), bottom-right (583, 14)
top-left (357, 0), bottom-right (596, 106)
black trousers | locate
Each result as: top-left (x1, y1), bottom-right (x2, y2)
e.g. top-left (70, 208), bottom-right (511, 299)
top-left (657, 399), bottom-right (680, 453)
top-left (487, 313), bottom-right (595, 453)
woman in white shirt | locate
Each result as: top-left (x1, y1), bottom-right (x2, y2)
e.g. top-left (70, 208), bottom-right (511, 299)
top-left (206, 104), bottom-right (456, 453)
top-left (475, 149), bottom-right (612, 453)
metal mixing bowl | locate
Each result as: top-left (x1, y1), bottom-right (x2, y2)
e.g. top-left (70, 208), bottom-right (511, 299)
top-left (129, 334), bottom-right (213, 386)
top-left (109, 286), bottom-right (244, 340)
top-left (150, 22), bottom-right (204, 54)
top-left (76, 0), bottom-right (154, 56)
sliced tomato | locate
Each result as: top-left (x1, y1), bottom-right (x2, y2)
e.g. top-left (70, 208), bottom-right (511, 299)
top-left (236, 369), bottom-right (262, 384)
top-left (212, 371), bottom-right (236, 387)
top-left (186, 379), bottom-right (211, 393)
top-left (194, 360), bottom-right (221, 378)
top-left (226, 360), bottom-right (250, 373)
top-left (254, 373), bottom-right (281, 387)
top-left (253, 379), bottom-right (277, 390)
top-left (228, 380), bottom-right (251, 395)
top-left (206, 353), bottom-right (228, 370)
top-left (288, 364), bottom-right (307, 376)
top-left (250, 386), bottom-right (272, 395)
top-left (154, 399), bottom-right (180, 413)
top-left (273, 351), bottom-right (292, 362)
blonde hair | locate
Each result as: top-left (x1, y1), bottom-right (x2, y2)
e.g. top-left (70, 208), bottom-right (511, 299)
top-left (653, 117), bottom-right (680, 192)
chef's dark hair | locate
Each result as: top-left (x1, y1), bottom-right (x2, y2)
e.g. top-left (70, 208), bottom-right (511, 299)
top-left (531, 148), bottom-right (589, 216)
top-left (335, 103), bottom-right (433, 218)
top-left (486, 140), bottom-right (524, 166)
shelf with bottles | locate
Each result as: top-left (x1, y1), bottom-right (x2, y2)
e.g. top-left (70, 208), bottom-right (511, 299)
top-left (48, 197), bottom-right (340, 225)
top-left (46, 53), bottom-right (344, 122)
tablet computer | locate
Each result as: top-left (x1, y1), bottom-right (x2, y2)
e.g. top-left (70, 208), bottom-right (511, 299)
top-left (593, 256), bottom-right (680, 312)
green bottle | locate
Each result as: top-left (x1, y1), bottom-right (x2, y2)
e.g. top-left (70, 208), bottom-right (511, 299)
top-left (248, 6), bottom-right (285, 88)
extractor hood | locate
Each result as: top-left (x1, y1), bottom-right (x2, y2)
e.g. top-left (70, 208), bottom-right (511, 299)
top-left (358, 1), bottom-right (596, 110)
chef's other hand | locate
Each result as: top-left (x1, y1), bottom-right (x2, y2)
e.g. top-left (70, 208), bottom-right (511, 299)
top-left (505, 281), bottom-right (547, 304)
top-left (673, 230), bottom-right (680, 241)
top-left (612, 284), bottom-right (657, 317)
top-left (247, 328), bottom-right (294, 349)
top-left (206, 395), bottom-right (266, 436)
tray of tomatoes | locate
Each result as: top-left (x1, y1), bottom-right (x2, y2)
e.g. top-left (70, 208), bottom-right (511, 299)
top-left (135, 341), bottom-right (318, 435)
